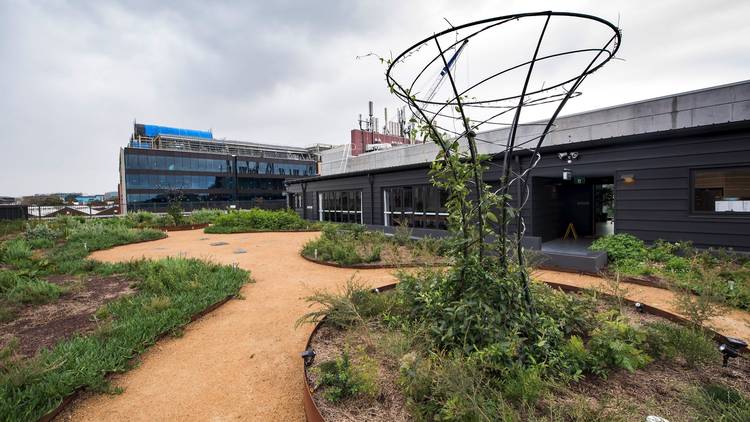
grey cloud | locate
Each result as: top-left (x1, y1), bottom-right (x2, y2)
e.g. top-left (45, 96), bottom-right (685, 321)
top-left (0, 0), bottom-right (748, 196)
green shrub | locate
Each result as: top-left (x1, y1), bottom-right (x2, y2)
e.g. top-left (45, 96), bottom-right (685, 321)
top-left (400, 353), bottom-right (518, 420)
top-left (167, 202), bottom-right (184, 225)
top-left (644, 321), bottom-right (718, 367)
top-left (0, 220), bottom-right (26, 237)
top-left (316, 350), bottom-right (378, 403)
top-left (205, 208), bottom-right (311, 233)
top-left (648, 239), bottom-right (679, 262)
top-left (0, 271), bottom-right (63, 305)
top-left (154, 214), bottom-right (176, 227)
top-left (591, 234), bottom-right (646, 263)
top-left (1, 239), bottom-right (33, 266)
top-left (501, 364), bottom-right (545, 405)
top-left (24, 224), bottom-right (60, 243)
top-left (5, 278), bottom-right (63, 304)
top-left (296, 278), bottom-right (392, 329)
top-left (664, 256), bottom-right (692, 274)
top-left (125, 211), bottom-right (156, 227)
top-left (188, 209), bottom-right (224, 224)
top-left (587, 313), bottom-right (651, 376)
top-left (27, 238), bottom-right (54, 250)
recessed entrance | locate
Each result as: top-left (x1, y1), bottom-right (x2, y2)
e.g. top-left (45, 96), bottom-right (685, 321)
top-left (532, 175), bottom-right (615, 272)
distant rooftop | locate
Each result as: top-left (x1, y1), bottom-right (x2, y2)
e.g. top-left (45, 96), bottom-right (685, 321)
top-left (128, 122), bottom-right (331, 161)
top-left (320, 79), bottom-right (750, 175)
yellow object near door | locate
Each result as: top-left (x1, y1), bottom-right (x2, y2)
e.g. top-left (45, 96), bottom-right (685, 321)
top-left (563, 223), bottom-right (578, 241)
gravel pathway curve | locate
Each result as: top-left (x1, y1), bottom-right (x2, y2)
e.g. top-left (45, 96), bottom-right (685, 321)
top-left (63, 230), bottom-right (396, 421)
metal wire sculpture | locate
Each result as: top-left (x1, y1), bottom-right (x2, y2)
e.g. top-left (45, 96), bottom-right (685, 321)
top-left (385, 11), bottom-right (621, 303)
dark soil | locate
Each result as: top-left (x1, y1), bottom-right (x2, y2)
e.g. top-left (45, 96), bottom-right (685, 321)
top-left (0, 275), bottom-right (135, 357)
top-left (550, 356), bottom-right (750, 421)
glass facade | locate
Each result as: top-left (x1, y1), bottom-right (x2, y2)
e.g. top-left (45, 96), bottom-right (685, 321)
top-left (237, 178), bottom-right (285, 191)
top-left (384, 185), bottom-right (449, 229)
top-left (237, 160), bottom-right (314, 176)
top-left (126, 193), bottom-right (233, 204)
top-left (125, 153), bottom-right (315, 176)
top-left (123, 149), bottom-right (316, 207)
top-left (318, 191), bottom-right (362, 223)
top-left (126, 174), bottom-right (235, 190)
top-left (125, 153), bottom-right (232, 173)
top-left (693, 167), bottom-right (750, 213)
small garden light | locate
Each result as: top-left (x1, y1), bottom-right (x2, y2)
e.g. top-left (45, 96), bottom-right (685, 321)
top-left (719, 337), bottom-right (748, 367)
top-left (719, 343), bottom-right (739, 367)
top-left (301, 348), bottom-right (316, 367)
top-left (718, 337), bottom-right (747, 367)
top-left (634, 302), bottom-right (644, 313)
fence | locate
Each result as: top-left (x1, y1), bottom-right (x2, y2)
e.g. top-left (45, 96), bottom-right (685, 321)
top-left (26, 205), bottom-right (119, 219)
top-left (19, 200), bottom-right (288, 220)
top-left (0, 205), bottom-right (28, 220)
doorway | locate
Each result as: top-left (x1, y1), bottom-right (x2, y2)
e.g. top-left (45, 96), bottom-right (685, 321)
top-left (532, 175), bottom-right (615, 241)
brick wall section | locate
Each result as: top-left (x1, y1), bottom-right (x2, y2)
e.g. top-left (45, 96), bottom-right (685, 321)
top-left (350, 129), bottom-right (411, 156)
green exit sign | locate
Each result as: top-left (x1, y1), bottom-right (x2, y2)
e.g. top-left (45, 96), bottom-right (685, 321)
top-left (574, 176), bottom-right (586, 184)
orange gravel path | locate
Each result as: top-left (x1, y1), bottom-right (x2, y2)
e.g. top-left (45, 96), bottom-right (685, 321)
top-left (533, 269), bottom-right (750, 340)
top-left (64, 230), bottom-right (397, 421)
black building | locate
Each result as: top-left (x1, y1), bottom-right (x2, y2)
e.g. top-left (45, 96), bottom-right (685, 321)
top-left (120, 123), bottom-right (320, 213)
top-left (288, 81), bottom-right (750, 270)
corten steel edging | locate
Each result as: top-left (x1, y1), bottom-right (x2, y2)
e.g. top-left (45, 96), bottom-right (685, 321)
top-left (300, 253), bottom-right (448, 269)
top-left (302, 280), bottom-right (747, 421)
top-left (302, 283), bottom-right (398, 422)
top-left (37, 294), bottom-right (236, 422)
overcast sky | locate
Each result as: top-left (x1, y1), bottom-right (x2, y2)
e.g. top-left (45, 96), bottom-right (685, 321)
top-left (0, 0), bottom-right (748, 196)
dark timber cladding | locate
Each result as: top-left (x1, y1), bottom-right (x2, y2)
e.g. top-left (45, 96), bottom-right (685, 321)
top-left (288, 121), bottom-right (750, 251)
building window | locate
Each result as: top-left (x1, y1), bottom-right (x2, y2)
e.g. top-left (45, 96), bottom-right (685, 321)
top-left (693, 167), bottom-right (750, 213)
top-left (383, 185), bottom-right (448, 229)
top-left (318, 191), bottom-right (362, 224)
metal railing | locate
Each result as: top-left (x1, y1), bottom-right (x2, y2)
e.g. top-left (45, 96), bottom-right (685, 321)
top-left (27, 205), bottom-right (119, 219)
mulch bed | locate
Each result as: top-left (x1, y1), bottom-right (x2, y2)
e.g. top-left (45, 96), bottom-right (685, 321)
top-left (0, 275), bottom-right (135, 358)
top-left (304, 289), bottom-right (750, 421)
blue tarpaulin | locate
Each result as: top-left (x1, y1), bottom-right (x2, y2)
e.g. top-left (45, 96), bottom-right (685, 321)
top-left (143, 124), bottom-right (213, 139)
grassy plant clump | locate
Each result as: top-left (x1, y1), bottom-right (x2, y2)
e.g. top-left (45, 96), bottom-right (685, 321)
top-left (189, 208), bottom-right (225, 224)
top-left (0, 270), bottom-right (63, 305)
top-left (643, 321), bottom-right (718, 367)
top-left (687, 384), bottom-right (750, 422)
top-left (205, 208), bottom-right (316, 233)
top-left (315, 349), bottom-right (378, 403)
top-left (0, 257), bottom-right (250, 421)
top-left (0, 220), bottom-right (26, 238)
top-left (301, 224), bottom-right (446, 266)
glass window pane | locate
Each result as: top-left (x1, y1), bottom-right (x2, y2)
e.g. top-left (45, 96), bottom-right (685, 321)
top-left (694, 167), bottom-right (750, 212)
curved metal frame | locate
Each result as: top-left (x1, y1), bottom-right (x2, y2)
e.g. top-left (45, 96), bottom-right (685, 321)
top-left (384, 11), bottom-right (621, 307)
